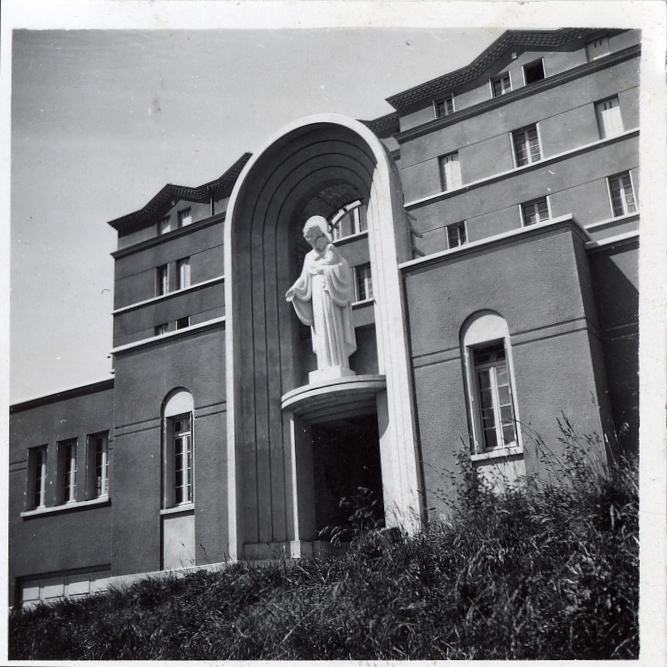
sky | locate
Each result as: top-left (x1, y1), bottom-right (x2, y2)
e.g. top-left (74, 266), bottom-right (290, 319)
top-left (4, 0), bottom-right (665, 403)
top-left (7, 16), bottom-right (506, 402)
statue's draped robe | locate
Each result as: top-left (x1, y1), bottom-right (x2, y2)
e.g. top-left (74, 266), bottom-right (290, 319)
top-left (289, 243), bottom-right (357, 369)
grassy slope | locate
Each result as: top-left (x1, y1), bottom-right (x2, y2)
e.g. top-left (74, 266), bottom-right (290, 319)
top-left (9, 452), bottom-right (638, 660)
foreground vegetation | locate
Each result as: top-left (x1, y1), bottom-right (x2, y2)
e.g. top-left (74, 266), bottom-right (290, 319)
top-left (10, 445), bottom-right (638, 660)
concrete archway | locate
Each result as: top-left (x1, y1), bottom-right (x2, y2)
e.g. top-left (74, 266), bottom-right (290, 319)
top-left (224, 115), bottom-right (422, 559)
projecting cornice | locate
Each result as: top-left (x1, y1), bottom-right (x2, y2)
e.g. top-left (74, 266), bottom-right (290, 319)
top-left (107, 152), bottom-right (252, 233)
top-left (385, 28), bottom-right (617, 111)
top-left (359, 112), bottom-right (400, 137)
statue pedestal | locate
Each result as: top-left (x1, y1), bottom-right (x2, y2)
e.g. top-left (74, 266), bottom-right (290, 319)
top-left (308, 366), bottom-right (356, 384)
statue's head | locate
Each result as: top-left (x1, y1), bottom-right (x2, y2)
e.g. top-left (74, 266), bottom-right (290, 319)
top-left (303, 215), bottom-right (331, 249)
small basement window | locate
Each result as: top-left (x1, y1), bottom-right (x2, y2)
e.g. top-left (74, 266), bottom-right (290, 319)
top-left (523, 60), bottom-right (545, 85)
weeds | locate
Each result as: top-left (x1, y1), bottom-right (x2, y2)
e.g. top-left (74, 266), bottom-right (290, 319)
top-left (9, 435), bottom-right (638, 660)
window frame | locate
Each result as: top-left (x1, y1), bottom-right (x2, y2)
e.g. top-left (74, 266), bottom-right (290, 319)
top-left (57, 439), bottom-right (77, 505)
top-left (175, 257), bottom-right (191, 291)
top-left (330, 201), bottom-right (367, 241)
top-left (461, 313), bottom-right (522, 457)
top-left (164, 411), bottom-right (194, 509)
top-left (585, 36), bottom-right (610, 61)
top-left (446, 221), bottom-right (467, 249)
top-left (520, 196), bottom-right (551, 226)
top-left (512, 124), bottom-right (542, 168)
top-left (607, 171), bottom-right (638, 218)
top-left (438, 151), bottom-right (462, 192)
top-left (522, 58), bottom-right (546, 85)
top-left (176, 316), bottom-right (191, 330)
top-left (27, 445), bottom-right (48, 510)
top-left (434, 95), bottom-right (455, 118)
top-left (177, 208), bottom-right (192, 228)
top-left (353, 263), bottom-right (373, 303)
top-left (490, 72), bottom-right (512, 97)
top-left (156, 264), bottom-right (170, 297)
top-left (158, 216), bottom-right (171, 235)
top-left (86, 432), bottom-right (109, 500)
top-left (595, 96), bottom-right (624, 139)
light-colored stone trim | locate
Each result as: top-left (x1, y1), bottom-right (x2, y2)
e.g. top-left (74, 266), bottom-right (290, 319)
top-left (404, 129), bottom-right (638, 210)
top-left (112, 276), bottom-right (224, 314)
top-left (110, 317), bottom-right (226, 355)
top-left (21, 496), bottom-right (110, 519)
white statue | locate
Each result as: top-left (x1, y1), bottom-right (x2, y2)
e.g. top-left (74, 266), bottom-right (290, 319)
top-left (286, 216), bottom-right (357, 382)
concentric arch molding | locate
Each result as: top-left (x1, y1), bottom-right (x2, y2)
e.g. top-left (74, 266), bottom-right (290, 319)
top-left (281, 375), bottom-right (387, 424)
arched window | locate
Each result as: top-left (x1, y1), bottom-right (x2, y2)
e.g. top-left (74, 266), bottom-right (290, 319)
top-left (163, 389), bottom-right (194, 508)
top-left (461, 312), bottom-right (521, 456)
top-left (329, 200), bottom-right (367, 241)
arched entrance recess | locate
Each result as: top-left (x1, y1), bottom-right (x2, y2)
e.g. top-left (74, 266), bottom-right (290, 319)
top-left (224, 115), bottom-right (421, 559)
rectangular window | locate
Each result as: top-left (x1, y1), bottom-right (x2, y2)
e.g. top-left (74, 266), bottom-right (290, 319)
top-left (176, 316), bottom-right (190, 330)
top-left (177, 208), bottom-right (192, 228)
top-left (491, 73), bottom-right (511, 97)
top-left (523, 59), bottom-right (545, 85)
top-left (586, 36), bottom-right (610, 61)
top-left (595, 96), bottom-right (623, 139)
top-left (474, 344), bottom-right (517, 451)
top-left (155, 323), bottom-right (169, 336)
top-left (438, 152), bottom-right (462, 191)
top-left (608, 172), bottom-right (637, 217)
top-left (351, 204), bottom-right (368, 234)
top-left (167, 415), bottom-right (193, 506)
top-left (156, 264), bottom-right (169, 297)
top-left (354, 264), bottom-right (373, 302)
top-left (158, 216), bottom-right (171, 235)
top-left (57, 439), bottom-right (77, 504)
top-left (330, 202), bottom-right (367, 240)
top-left (28, 446), bottom-right (48, 509)
top-left (435, 95), bottom-right (454, 118)
top-left (176, 258), bottom-right (191, 290)
top-left (86, 432), bottom-right (109, 499)
top-left (447, 221), bottom-right (467, 249)
top-left (521, 197), bottom-right (550, 226)
top-left (512, 125), bottom-right (541, 167)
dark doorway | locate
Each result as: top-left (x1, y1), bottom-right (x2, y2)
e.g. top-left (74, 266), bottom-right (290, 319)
top-left (310, 414), bottom-right (384, 535)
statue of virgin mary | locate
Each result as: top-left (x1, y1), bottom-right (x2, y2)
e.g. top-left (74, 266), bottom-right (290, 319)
top-left (286, 215), bottom-right (357, 382)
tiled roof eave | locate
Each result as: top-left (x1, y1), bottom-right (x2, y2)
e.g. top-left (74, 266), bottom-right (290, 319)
top-left (107, 152), bottom-right (252, 233)
top-left (386, 28), bottom-right (608, 110)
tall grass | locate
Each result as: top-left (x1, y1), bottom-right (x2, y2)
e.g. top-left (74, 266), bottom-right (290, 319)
top-left (9, 439), bottom-right (638, 660)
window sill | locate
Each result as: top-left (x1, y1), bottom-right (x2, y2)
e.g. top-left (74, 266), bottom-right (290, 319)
top-left (160, 503), bottom-right (195, 516)
top-left (352, 298), bottom-right (374, 309)
top-left (471, 447), bottom-right (523, 462)
top-left (21, 496), bottom-right (110, 518)
top-left (332, 230), bottom-right (369, 246)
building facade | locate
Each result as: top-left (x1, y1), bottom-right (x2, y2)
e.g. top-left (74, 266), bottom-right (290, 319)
top-left (9, 28), bottom-right (640, 606)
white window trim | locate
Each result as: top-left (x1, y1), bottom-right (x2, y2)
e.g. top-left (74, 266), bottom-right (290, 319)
top-left (86, 432), bottom-right (109, 500)
top-left (353, 263), bottom-right (373, 304)
top-left (522, 57), bottom-right (546, 85)
top-left (433, 95), bottom-right (455, 118)
top-left (595, 96), bottom-right (623, 139)
top-left (520, 195), bottom-right (552, 227)
top-left (511, 124), bottom-right (542, 169)
top-left (438, 152), bottom-right (462, 192)
top-left (27, 446), bottom-right (48, 511)
top-left (490, 71), bottom-right (512, 97)
top-left (461, 313), bottom-right (523, 458)
top-left (163, 391), bottom-right (195, 510)
top-left (446, 220), bottom-right (468, 249)
top-left (606, 171), bottom-right (638, 218)
top-left (57, 439), bottom-right (78, 505)
top-left (156, 264), bottom-right (170, 297)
